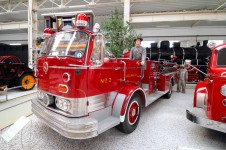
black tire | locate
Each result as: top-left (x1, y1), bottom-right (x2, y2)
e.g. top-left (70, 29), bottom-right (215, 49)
top-left (164, 82), bottom-right (172, 99)
top-left (117, 93), bottom-right (142, 134)
top-left (18, 73), bottom-right (36, 90)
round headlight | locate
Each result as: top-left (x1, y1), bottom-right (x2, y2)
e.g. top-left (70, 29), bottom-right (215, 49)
top-left (38, 90), bottom-right (54, 106)
top-left (220, 85), bottom-right (226, 97)
top-left (55, 98), bottom-right (71, 112)
top-left (38, 90), bottom-right (45, 101)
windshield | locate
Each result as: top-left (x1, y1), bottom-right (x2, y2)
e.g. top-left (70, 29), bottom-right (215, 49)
top-left (217, 48), bottom-right (226, 66)
top-left (40, 31), bottom-right (89, 59)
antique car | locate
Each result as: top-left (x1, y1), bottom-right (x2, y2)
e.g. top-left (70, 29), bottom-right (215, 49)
top-left (0, 55), bottom-right (35, 91)
top-left (186, 43), bottom-right (226, 133)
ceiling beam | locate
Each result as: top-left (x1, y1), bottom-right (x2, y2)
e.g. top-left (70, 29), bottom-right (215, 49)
top-left (215, 1), bottom-right (226, 11)
top-left (0, 21), bottom-right (28, 30)
top-left (135, 27), bottom-right (226, 39)
top-left (130, 11), bottom-right (226, 23)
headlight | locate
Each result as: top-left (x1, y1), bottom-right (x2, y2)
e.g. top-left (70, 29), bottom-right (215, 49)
top-left (55, 97), bottom-right (71, 112)
top-left (38, 90), bottom-right (45, 100)
top-left (220, 85), bottom-right (226, 96)
top-left (37, 90), bottom-right (54, 106)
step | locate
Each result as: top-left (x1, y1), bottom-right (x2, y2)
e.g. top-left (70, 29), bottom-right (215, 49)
top-left (145, 90), bottom-right (167, 106)
top-left (98, 116), bottom-right (120, 134)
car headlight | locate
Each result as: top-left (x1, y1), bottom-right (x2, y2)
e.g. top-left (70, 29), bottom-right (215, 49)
top-left (220, 85), bottom-right (226, 97)
top-left (38, 90), bottom-right (45, 101)
top-left (55, 97), bottom-right (71, 112)
top-left (37, 90), bottom-right (54, 106)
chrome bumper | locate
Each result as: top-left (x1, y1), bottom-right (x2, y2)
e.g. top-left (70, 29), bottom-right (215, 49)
top-left (186, 107), bottom-right (226, 133)
top-left (31, 98), bottom-right (98, 139)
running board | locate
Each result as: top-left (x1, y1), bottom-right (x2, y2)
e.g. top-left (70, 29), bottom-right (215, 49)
top-left (145, 90), bottom-right (168, 107)
top-left (98, 116), bottom-right (120, 134)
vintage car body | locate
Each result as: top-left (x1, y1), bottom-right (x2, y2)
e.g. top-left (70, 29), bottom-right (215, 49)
top-left (0, 55), bottom-right (35, 91)
top-left (186, 43), bottom-right (226, 132)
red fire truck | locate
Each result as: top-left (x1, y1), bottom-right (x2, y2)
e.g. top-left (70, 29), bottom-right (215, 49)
top-left (186, 43), bottom-right (226, 133)
top-left (32, 12), bottom-right (179, 139)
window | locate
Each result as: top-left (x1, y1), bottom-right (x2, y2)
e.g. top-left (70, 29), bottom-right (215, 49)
top-left (90, 34), bottom-right (106, 65)
top-left (217, 48), bottom-right (226, 66)
top-left (39, 31), bottom-right (89, 59)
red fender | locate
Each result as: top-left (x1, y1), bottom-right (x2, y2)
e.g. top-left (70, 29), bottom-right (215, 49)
top-left (112, 85), bottom-right (145, 122)
top-left (194, 79), bottom-right (210, 109)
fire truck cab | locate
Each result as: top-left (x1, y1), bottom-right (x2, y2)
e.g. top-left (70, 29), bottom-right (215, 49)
top-left (32, 12), bottom-right (178, 139)
top-left (186, 43), bottom-right (226, 133)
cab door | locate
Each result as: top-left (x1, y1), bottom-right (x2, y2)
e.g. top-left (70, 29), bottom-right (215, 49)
top-left (87, 34), bottom-right (123, 113)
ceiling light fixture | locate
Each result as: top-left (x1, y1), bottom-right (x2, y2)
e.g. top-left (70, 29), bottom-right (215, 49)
top-left (9, 43), bottom-right (22, 46)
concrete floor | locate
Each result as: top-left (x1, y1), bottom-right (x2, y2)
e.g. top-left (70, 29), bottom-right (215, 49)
top-left (1, 88), bottom-right (226, 150)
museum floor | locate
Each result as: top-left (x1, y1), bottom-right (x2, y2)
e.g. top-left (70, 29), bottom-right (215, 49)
top-left (1, 87), bottom-right (226, 150)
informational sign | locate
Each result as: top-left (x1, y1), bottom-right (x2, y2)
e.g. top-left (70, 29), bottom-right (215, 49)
top-left (1, 116), bottom-right (30, 142)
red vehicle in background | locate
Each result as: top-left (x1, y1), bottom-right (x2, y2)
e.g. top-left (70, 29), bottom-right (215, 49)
top-left (32, 12), bottom-right (179, 139)
top-left (186, 43), bottom-right (226, 132)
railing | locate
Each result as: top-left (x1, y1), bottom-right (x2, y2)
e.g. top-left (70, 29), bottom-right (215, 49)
top-left (0, 83), bottom-right (36, 102)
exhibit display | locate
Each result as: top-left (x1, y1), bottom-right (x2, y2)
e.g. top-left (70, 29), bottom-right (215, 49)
top-left (147, 41), bottom-right (211, 83)
top-left (31, 12), bottom-right (179, 139)
top-left (125, 41), bottom-right (211, 83)
top-left (1, 0), bottom-right (226, 149)
top-left (186, 43), bottom-right (226, 133)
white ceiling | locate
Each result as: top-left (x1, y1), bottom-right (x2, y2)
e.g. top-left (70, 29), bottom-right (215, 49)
top-left (0, 0), bottom-right (226, 43)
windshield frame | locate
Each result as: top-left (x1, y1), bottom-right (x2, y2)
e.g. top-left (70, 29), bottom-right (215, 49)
top-left (39, 30), bottom-right (90, 60)
top-left (216, 47), bottom-right (226, 67)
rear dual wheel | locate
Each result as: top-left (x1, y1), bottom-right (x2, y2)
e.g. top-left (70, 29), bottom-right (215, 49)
top-left (19, 74), bottom-right (36, 90)
top-left (117, 93), bottom-right (142, 134)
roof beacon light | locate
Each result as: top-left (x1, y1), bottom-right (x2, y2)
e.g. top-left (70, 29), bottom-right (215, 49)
top-left (76, 13), bottom-right (88, 29)
top-left (42, 28), bottom-right (53, 39)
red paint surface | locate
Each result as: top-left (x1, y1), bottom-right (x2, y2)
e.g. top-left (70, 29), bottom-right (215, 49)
top-left (193, 43), bottom-right (226, 123)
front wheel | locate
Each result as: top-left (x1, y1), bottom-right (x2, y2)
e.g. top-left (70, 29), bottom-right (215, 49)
top-left (117, 93), bottom-right (142, 134)
top-left (18, 74), bottom-right (36, 90)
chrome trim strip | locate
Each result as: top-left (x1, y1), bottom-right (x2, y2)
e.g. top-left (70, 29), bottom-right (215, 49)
top-left (84, 35), bottom-right (91, 66)
top-left (186, 108), bottom-right (226, 133)
top-left (121, 61), bottom-right (126, 81)
top-left (38, 66), bottom-right (88, 69)
top-left (38, 65), bottom-right (124, 70)
top-left (88, 67), bottom-right (124, 70)
top-left (162, 72), bottom-right (177, 76)
top-left (49, 66), bottom-right (88, 69)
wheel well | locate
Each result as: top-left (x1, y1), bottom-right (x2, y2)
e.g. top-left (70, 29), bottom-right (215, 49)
top-left (171, 77), bottom-right (174, 86)
top-left (135, 90), bottom-right (145, 107)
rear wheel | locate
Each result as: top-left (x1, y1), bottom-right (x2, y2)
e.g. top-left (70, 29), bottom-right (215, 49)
top-left (18, 74), bottom-right (36, 90)
top-left (117, 93), bottom-right (142, 134)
